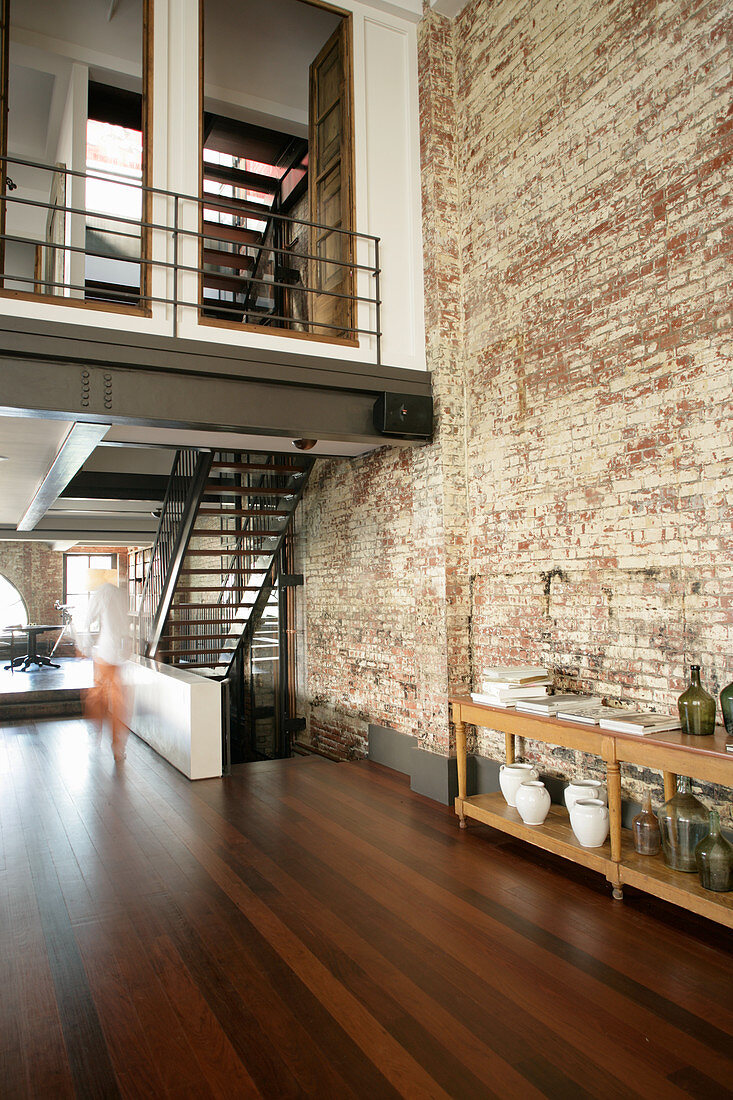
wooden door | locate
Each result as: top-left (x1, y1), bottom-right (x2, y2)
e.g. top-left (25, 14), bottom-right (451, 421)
top-left (308, 21), bottom-right (353, 342)
top-left (0, 0), bottom-right (9, 285)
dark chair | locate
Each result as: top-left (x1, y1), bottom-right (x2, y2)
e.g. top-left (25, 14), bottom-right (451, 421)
top-left (1, 625), bottom-right (22, 673)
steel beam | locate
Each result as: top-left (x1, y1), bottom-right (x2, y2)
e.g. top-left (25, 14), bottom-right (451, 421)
top-left (16, 421), bottom-right (111, 531)
top-left (0, 355), bottom-right (408, 445)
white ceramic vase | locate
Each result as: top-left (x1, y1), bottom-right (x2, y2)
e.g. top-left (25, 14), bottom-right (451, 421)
top-left (564, 779), bottom-right (607, 812)
top-left (515, 781), bottom-right (551, 826)
top-left (570, 798), bottom-right (610, 848)
top-left (499, 763), bottom-right (539, 807)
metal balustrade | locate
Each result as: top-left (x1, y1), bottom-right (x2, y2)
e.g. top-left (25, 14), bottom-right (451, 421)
top-left (136, 448), bottom-right (213, 657)
top-left (0, 154), bottom-right (382, 359)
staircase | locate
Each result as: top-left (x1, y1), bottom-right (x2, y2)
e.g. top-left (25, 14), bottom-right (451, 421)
top-left (148, 451), bottom-right (312, 678)
top-left (201, 129), bottom-right (308, 326)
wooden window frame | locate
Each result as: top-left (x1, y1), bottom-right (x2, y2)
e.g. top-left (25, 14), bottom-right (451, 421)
top-left (0, 0), bottom-right (154, 317)
top-left (197, 0), bottom-right (357, 349)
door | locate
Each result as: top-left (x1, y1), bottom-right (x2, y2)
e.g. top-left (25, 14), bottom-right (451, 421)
top-left (309, 21), bottom-right (354, 342)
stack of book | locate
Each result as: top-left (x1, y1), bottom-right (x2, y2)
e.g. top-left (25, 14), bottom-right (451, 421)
top-left (598, 712), bottom-right (682, 736)
top-left (471, 666), bottom-right (550, 708)
top-left (556, 700), bottom-right (612, 725)
top-left (516, 694), bottom-right (602, 717)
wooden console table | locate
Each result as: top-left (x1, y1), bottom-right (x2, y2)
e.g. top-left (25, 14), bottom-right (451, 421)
top-left (451, 696), bottom-right (733, 929)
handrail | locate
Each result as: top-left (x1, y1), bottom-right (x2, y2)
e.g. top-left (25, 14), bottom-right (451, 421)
top-left (136, 449), bottom-right (212, 657)
top-left (0, 153), bottom-right (382, 357)
top-left (146, 450), bottom-right (213, 657)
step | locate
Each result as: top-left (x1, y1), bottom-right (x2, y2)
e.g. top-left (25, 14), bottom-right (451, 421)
top-left (159, 647), bottom-right (237, 657)
top-left (178, 567), bottom-right (269, 574)
top-left (185, 549), bottom-right (274, 557)
top-left (203, 248), bottom-right (255, 272)
top-left (198, 507), bottom-right (290, 518)
top-left (202, 161), bottom-right (279, 194)
top-left (211, 462), bottom-right (308, 475)
top-left (202, 271), bottom-right (253, 294)
top-left (202, 195), bottom-right (272, 221)
top-left (203, 485), bottom-right (295, 497)
top-left (170, 585), bottom-right (263, 593)
top-left (202, 220), bottom-right (261, 247)
top-left (191, 528), bottom-right (281, 537)
top-left (160, 632), bottom-right (239, 642)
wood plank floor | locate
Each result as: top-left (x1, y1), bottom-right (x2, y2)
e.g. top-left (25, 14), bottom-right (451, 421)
top-left (1, 719), bottom-right (731, 1099)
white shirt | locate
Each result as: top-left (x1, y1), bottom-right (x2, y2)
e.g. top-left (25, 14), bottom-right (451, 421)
top-left (83, 583), bottom-right (131, 666)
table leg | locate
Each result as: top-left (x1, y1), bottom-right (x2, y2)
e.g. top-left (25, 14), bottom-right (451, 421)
top-left (607, 759), bottom-right (622, 866)
top-left (455, 717), bottom-right (467, 828)
top-left (504, 732), bottom-right (515, 765)
top-left (663, 771), bottom-right (677, 801)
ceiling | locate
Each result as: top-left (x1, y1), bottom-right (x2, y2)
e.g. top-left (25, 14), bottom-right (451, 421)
top-left (0, 414), bottom-right (378, 550)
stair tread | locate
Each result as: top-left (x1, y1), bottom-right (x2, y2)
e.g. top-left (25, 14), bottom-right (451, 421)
top-left (204, 485), bottom-right (294, 497)
top-left (198, 508), bottom-right (289, 517)
top-left (202, 195), bottom-right (272, 220)
top-left (202, 161), bottom-right (279, 194)
top-left (211, 462), bottom-right (308, 474)
top-left (203, 220), bottom-right (261, 246)
top-left (203, 248), bottom-right (255, 272)
top-left (191, 529), bottom-right (281, 537)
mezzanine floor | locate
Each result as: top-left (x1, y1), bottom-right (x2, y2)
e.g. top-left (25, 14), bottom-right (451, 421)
top-left (1, 717), bottom-right (731, 1099)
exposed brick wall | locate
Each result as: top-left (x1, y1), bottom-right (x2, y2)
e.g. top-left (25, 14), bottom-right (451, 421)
top-left (0, 543), bottom-right (63, 625)
top-left (298, 0), bottom-right (732, 822)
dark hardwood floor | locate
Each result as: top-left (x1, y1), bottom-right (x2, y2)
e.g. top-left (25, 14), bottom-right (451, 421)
top-left (1, 718), bottom-right (731, 1099)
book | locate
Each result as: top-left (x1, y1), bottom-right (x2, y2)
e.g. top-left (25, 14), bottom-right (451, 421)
top-left (556, 703), bottom-right (613, 725)
top-left (470, 692), bottom-right (520, 708)
top-left (479, 679), bottom-right (551, 693)
top-left (598, 713), bottom-right (682, 735)
top-left (479, 682), bottom-right (551, 699)
top-left (516, 694), bottom-right (602, 715)
top-left (481, 666), bottom-right (548, 684)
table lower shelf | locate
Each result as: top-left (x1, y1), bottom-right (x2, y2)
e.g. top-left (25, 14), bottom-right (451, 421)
top-left (456, 792), bottom-right (733, 928)
top-left (619, 839), bottom-right (733, 929)
top-left (455, 793), bottom-right (617, 880)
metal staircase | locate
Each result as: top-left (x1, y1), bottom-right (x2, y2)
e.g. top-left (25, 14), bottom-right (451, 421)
top-left (137, 449), bottom-right (313, 682)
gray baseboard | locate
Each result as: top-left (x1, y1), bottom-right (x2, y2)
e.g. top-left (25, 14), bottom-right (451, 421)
top-left (367, 722), bottom-right (655, 825)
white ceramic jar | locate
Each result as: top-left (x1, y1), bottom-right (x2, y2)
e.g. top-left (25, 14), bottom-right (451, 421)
top-left (564, 779), bottom-right (607, 812)
top-left (515, 781), bottom-right (551, 826)
top-left (570, 798), bottom-right (610, 848)
top-left (499, 763), bottom-right (539, 807)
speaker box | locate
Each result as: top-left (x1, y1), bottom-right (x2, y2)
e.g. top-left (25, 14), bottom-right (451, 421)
top-left (373, 393), bottom-right (433, 439)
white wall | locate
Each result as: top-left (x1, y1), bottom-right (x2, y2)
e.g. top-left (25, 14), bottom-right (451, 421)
top-left (127, 657), bottom-right (223, 779)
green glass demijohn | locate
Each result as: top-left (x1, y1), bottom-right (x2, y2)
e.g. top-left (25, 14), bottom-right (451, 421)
top-left (657, 776), bottom-right (709, 872)
top-left (677, 665), bottom-right (716, 736)
top-left (694, 811), bottom-right (733, 893)
top-left (720, 680), bottom-right (733, 737)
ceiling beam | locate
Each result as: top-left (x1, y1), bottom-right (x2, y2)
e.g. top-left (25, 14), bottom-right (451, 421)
top-left (16, 422), bottom-right (111, 531)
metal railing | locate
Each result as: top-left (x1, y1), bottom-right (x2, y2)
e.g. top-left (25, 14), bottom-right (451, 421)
top-left (136, 448), bottom-right (213, 656)
top-left (0, 154), bottom-right (382, 360)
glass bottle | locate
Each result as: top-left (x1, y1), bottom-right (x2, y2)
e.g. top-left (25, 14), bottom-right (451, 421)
top-left (695, 811), bottom-right (733, 892)
top-left (677, 665), bottom-right (716, 736)
top-left (632, 790), bottom-right (661, 855)
top-left (720, 680), bottom-right (733, 737)
top-left (657, 776), bottom-right (709, 872)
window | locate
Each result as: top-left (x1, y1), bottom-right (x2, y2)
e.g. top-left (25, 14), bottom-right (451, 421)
top-left (63, 553), bottom-right (118, 624)
top-left (0, 574), bottom-right (28, 630)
